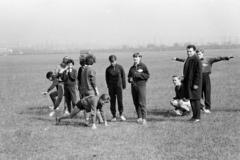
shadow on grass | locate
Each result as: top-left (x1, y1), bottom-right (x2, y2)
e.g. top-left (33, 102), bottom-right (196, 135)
top-left (213, 108), bottom-right (240, 113)
top-left (147, 108), bottom-right (177, 117)
top-left (18, 105), bottom-right (50, 116)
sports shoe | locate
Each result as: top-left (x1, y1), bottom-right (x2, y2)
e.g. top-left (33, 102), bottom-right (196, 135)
top-left (193, 119), bottom-right (200, 122)
top-left (137, 118), bottom-right (143, 123)
top-left (49, 111), bottom-right (56, 117)
top-left (48, 105), bottom-right (54, 110)
top-left (120, 115), bottom-right (126, 121)
top-left (203, 108), bottom-right (211, 114)
top-left (142, 119), bottom-right (147, 125)
top-left (111, 117), bottom-right (117, 122)
top-left (64, 110), bottom-right (70, 116)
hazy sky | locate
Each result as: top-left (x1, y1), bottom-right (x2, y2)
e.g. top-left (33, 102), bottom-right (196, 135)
top-left (0, 0), bottom-right (240, 48)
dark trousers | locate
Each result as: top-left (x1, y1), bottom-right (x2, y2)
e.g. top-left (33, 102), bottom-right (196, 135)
top-left (202, 73), bottom-right (211, 109)
top-left (49, 85), bottom-right (64, 110)
top-left (108, 86), bottom-right (123, 117)
top-left (131, 84), bottom-right (147, 119)
top-left (190, 99), bottom-right (201, 119)
top-left (64, 86), bottom-right (77, 113)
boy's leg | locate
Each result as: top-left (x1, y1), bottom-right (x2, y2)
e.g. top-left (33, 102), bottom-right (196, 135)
top-left (131, 85), bottom-right (141, 119)
top-left (57, 107), bottom-right (81, 123)
top-left (204, 75), bottom-right (211, 110)
top-left (50, 91), bottom-right (58, 106)
top-left (64, 87), bottom-right (72, 113)
top-left (54, 85), bottom-right (64, 110)
top-left (138, 85), bottom-right (147, 120)
top-left (96, 110), bottom-right (104, 123)
top-left (179, 100), bottom-right (190, 112)
top-left (109, 87), bottom-right (117, 118)
top-left (116, 87), bottom-right (124, 116)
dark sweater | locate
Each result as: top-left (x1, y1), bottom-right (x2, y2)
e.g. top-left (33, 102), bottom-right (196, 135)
top-left (105, 64), bottom-right (126, 89)
top-left (62, 68), bottom-right (77, 87)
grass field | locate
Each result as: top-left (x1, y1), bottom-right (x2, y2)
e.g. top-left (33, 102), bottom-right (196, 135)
top-left (0, 49), bottom-right (239, 160)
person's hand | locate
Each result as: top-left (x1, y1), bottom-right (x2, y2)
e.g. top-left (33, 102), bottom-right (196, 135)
top-left (172, 57), bottom-right (177, 61)
top-left (137, 69), bottom-right (143, 72)
top-left (42, 91), bottom-right (48, 95)
top-left (193, 85), bottom-right (198, 90)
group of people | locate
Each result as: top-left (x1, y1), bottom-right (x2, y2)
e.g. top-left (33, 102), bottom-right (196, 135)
top-left (43, 52), bottom-right (150, 129)
top-left (43, 44), bottom-right (233, 128)
top-left (170, 45), bottom-right (233, 122)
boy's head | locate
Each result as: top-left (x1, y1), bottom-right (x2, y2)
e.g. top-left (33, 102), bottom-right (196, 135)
top-left (98, 94), bottom-right (110, 105)
top-left (196, 49), bottom-right (204, 59)
top-left (46, 71), bottom-right (53, 80)
top-left (186, 44), bottom-right (196, 57)
top-left (79, 53), bottom-right (88, 66)
top-left (133, 52), bottom-right (142, 64)
top-left (109, 55), bottom-right (117, 65)
top-left (85, 54), bottom-right (96, 65)
top-left (172, 75), bottom-right (181, 87)
top-left (66, 59), bottom-right (74, 68)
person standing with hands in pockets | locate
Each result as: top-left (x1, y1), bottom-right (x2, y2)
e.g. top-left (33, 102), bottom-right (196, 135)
top-left (128, 53), bottom-right (150, 125)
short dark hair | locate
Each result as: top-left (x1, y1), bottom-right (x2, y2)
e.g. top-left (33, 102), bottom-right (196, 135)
top-left (86, 54), bottom-right (96, 65)
top-left (67, 59), bottom-right (74, 65)
top-left (133, 52), bottom-right (142, 58)
top-left (46, 71), bottom-right (53, 79)
top-left (109, 55), bottom-right (117, 62)
top-left (79, 53), bottom-right (88, 66)
top-left (172, 75), bottom-right (179, 78)
top-left (186, 44), bottom-right (196, 51)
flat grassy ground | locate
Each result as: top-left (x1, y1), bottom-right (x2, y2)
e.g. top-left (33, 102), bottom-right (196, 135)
top-left (0, 49), bottom-right (239, 160)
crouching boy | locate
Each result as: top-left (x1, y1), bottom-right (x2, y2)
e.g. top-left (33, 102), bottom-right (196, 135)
top-left (56, 94), bottom-right (110, 129)
top-left (170, 75), bottom-right (191, 116)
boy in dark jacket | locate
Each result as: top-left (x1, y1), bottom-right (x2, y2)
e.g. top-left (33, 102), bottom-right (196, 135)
top-left (62, 59), bottom-right (77, 115)
top-left (182, 45), bottom-right (202, 122)
top-left (43, 71), bottom-right (64, 117)
top-left (105, 55), bottom-right (126, 121)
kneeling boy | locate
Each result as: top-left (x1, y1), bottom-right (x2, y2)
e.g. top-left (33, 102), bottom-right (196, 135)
top-left (170, 75), bottom-right (190, 116)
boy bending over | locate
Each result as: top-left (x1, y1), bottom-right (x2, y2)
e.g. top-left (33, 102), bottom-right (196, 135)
top-left (56, 94), bottom-right (110, 129)
top-left (43, 71), bottom-right (64, 117)
top-left (170, 75), bottom-right (191, 116)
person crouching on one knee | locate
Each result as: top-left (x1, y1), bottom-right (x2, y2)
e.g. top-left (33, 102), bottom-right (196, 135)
top-left (170, 75), bottom-right (191, 116)
top-left (56, 94), bottom-right (110, 129)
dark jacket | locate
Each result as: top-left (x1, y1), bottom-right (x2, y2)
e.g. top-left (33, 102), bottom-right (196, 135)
top-left (183, 54), bottom-right (202, 100)
top-left (62, 68), bottom-right (77, 87)
top-left (128, 62), bottom-right (150, 86)
top-left (105, 64), bottom-right (126, 89)
top-left (173, 85), bottom-right (185, 100)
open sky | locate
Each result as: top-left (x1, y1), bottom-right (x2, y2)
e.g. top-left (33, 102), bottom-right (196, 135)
top-left (0, 0), bottom-right (239, 48)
